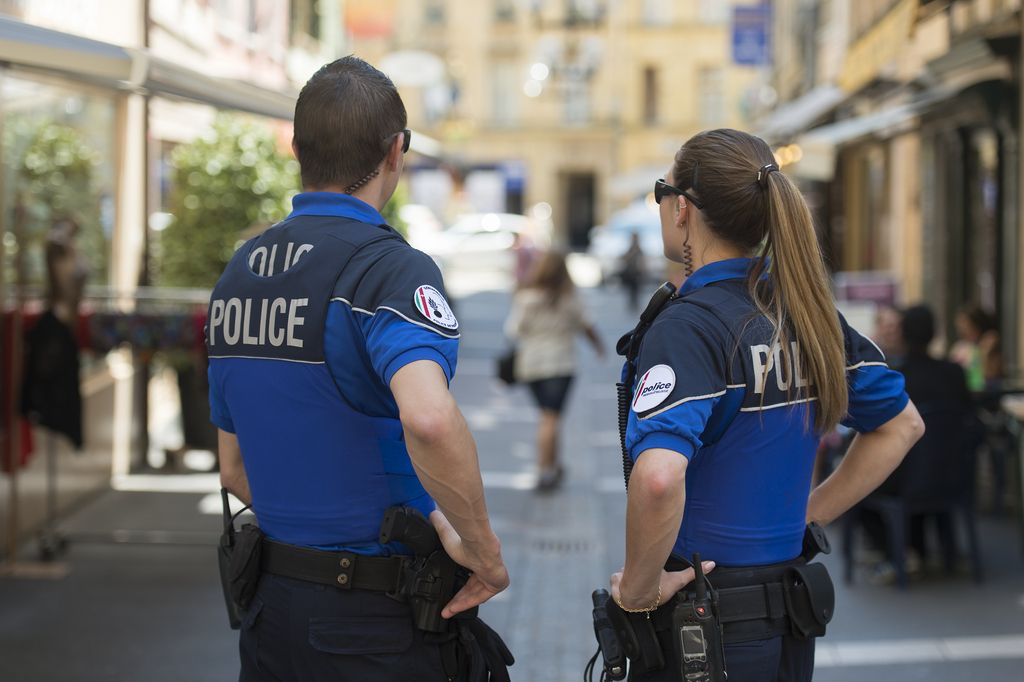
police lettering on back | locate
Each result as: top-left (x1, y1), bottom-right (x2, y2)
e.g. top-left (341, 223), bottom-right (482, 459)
top-left (208, 240), bottom-right (314, 350)
top-left (209, 296), bottom-right (307, 348)
top-left (750, 341), bottom-right (811, 395)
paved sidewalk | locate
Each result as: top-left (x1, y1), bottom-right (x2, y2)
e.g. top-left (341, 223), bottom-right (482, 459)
top-left (1, 284), bottom-right (1023, 681)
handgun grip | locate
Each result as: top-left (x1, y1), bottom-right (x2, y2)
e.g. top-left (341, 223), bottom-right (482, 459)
top-left (379, 506), bottom-right (442, 555)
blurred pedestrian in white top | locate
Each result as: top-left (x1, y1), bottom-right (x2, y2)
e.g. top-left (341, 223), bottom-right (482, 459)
top-left (505, 251), bottom-right (603, 491)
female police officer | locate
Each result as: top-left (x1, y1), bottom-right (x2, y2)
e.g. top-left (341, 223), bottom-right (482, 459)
top-left (607, 129), bottom-right (924, 681)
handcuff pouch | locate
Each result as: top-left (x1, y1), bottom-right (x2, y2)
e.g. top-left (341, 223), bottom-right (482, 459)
top-left (782, 563), bottom-right (834, 640)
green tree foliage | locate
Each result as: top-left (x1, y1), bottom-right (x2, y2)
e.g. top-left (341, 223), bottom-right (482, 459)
top-left (4, 118), bottom-right (104, 286)
top-left (159, 115), bottom-right (299, 287)
top-left (381, 182), bottom-right (408, 236)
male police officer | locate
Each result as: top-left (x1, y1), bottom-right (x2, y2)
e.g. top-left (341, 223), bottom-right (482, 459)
top-left (208, 57), bottom-right (510, 681)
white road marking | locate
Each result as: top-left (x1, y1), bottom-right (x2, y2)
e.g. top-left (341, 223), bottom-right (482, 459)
top-left (198, 492), bottom-right (251, 516)
top-left (815, 634), bottom-right (1024, 667)
top-left (481, 470), bottom-right (536, 490)
top-left (113, 473), bottom-right (220, 493)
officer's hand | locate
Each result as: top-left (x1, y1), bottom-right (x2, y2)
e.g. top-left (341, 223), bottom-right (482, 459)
top-left (610, 563), bottom-right (715, 610)
top-left (430, 510), bottom-right (510, 619)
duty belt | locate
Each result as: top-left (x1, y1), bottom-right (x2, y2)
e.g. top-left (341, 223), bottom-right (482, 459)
top-left (653, 557), bottom-right (817, 643)
top-left (261, 538), bottom-right (409, 593)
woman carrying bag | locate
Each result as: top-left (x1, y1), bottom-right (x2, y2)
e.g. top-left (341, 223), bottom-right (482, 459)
top-left (504, 251), bottom-right (604, 491)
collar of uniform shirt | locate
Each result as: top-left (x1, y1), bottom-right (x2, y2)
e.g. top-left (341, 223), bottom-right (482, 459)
top-left (678, 256), bottom-right (759, 296)
top-left (287, 191), bottom-right (387, 226)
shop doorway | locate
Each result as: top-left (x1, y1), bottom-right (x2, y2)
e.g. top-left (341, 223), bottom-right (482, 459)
top-left (961, 128), bottom-right (1003, 317)
top-left (562, 172), bottom-right (596, 249)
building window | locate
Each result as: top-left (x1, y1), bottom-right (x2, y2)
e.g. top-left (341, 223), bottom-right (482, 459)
top-left (566, 0), bottom-right (604, 27)
top-left (698, 0), bottom-right (729, 25)
top-left (564, 79), bottom-right (591, 125)
top-left (248, 0), bottom-right (259, 34)
top-left (491, 61), bottom-right (520, 127)
top-left (698, 66), bottom-right (724, 126)
top-left (495, 0), bottom-right (516, 23)
top-left (2, 74), bottom-right (117, 289)
top-left (642, 0), bottom-right (673, 26)
top-left (642, 66), bottom-right (659, 126)
top-left (291, 0), bottom-right (321, 41)
top-left (425, 0), bottom-right (446, 26)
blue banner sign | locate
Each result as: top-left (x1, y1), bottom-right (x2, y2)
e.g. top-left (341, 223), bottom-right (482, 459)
top-left (732, 4), bottom-right (772, 66)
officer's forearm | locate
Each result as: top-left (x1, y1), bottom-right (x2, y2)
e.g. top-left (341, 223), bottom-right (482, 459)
top-left (619, 448), bottom-right (687, 607)
top-left (218, 429), bottom-right (252, 506)
top-left (806, 401), bottom-right (924, 526)
top-left (405, 408), bottom-right (498, 553)
top-left (392, 361), bottom-right (501, 558)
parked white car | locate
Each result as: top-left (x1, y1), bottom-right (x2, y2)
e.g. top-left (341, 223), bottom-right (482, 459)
top-left (419, 212), bottom-right (548, 276)
top-left (587, 200), bottom-right (666, 284)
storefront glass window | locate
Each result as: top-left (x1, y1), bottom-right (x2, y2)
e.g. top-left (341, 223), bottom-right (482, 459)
top-left (1, 71), bottom-right (116, 296)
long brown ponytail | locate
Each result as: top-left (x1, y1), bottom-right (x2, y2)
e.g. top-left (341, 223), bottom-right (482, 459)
top-left (672, 129), bottom-right (847, 433)
top-left (758, 172), bottom-right (847, 432)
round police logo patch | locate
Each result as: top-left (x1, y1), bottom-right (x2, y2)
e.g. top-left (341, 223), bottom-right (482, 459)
top-left (632, 364), bottom-right (676, 413)
top-left (413, 285), bottom-right (458, 330)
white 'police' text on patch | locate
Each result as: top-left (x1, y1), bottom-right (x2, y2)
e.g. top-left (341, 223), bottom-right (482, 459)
top-left (632, 364), bottom-right (676, 412)
top-left (413, 285), bottom-right (458, 330)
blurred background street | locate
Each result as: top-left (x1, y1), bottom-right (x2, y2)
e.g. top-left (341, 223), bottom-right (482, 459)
top-left (2, 0), bottom-right (1024, 680)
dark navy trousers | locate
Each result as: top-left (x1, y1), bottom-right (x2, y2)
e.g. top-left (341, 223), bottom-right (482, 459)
top-left (629, 635), bottom-right (815, 682)
top-left (238, 574), bottom-right (450, 682)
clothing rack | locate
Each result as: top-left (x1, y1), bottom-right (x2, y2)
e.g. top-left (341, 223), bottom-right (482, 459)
top-left (3, 287), bottom-right (213, 567)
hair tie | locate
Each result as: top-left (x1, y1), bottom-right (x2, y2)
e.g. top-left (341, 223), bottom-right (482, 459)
top-left (757, 163), bottom-right (779, 188)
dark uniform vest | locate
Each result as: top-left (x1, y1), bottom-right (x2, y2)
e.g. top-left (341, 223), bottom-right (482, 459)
top-left (207, 218), bottom-right (431, 550)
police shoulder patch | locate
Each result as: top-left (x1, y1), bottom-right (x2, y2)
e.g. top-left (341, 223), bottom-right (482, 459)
top-left (413, 285), bottom-right (458, 330)
top-left (632, 364), bottom-right (676, 413)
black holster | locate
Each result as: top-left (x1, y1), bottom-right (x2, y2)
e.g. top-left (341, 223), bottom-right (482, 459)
top-left (605, 602), bottom-right (666, 676)
top-left (429, 611), bottom-right (514, 682)
top-left (380, 506), bottom-right (514, 682)
top-left (228, 524), bottom-right (264, 608)
top-left (217, 488), bottom-right (261, 630)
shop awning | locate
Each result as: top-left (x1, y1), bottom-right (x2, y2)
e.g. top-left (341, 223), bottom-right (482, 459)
top-left (0, 16), bottom-right (447, 157)
top-left (756, 85), bottom-right (846, 142)
top-left (0, 15), bottom-right (295, 120)
top-left (143, 55), bottom-right (297, 121)
top-left (791, 86), bottom-right (958, 181)
top-left (0, 15), bottom-right (134, 87)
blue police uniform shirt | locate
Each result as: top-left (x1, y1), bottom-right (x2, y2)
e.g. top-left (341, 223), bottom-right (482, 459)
top-left (625, 257), bottom-right (908, 566)
top-left (207, 192), bottom-right (459, 555)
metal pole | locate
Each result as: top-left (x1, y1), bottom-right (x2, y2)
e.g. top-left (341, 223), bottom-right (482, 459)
top-left (0, 67), bottom-right (17, 569)
top-left (1017, 0), bottom-right (1024, 550)
top-left (5, 200), bottom-right (27, 570)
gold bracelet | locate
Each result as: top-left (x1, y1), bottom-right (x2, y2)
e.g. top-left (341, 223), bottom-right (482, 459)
top-left (614, 584), bottom-right (662, 616)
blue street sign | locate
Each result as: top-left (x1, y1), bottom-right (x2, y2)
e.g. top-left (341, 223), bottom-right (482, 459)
top-left (732, 4), bottom-right (772, 66)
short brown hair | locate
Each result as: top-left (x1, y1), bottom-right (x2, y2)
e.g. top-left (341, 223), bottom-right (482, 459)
top-left (293, 56), bottom-right (407, 190)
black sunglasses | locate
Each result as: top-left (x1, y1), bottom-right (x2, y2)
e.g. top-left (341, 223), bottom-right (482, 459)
top-left (654, 179), bottom-right (703, 210)
top-left (391, 129), bottom-right (411, 154)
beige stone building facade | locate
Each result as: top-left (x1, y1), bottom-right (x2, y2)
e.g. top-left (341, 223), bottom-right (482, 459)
top-left (350, 0), bottom-right (762, 247)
